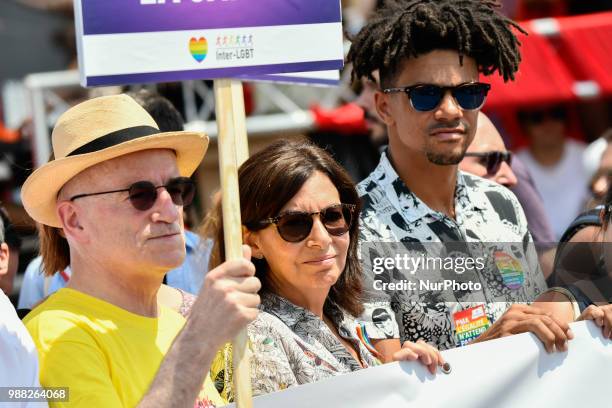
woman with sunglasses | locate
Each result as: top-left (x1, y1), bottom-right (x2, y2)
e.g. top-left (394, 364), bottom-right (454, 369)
top-left (203, 139), bottom-right (444, 400)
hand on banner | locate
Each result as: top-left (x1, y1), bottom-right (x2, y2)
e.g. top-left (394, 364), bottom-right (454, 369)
top-left (578, 304), bottom-right (612, 339)
top-left (191, 244), bottom-right (261, 349)
top-left (392, 339), bottom-right (445, 374)
top-left (474, 304), bottom-right (574, 353)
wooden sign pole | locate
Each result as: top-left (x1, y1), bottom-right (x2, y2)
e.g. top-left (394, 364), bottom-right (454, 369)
top-left (213, 78), bottom-right (252, 408)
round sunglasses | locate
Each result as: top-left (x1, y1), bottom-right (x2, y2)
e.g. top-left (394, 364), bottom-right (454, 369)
top-left (464, 151), bottom-right (512, 175)
top-left (69, 176), bottom-right (195, 211)
top-left (247, 203), bottom-right (356, 243)
top-left (383, 82), bottom-right (491, 112)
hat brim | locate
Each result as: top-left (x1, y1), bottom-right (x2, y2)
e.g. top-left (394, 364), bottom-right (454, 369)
top-left (22, 131), bottom-right (208, 228)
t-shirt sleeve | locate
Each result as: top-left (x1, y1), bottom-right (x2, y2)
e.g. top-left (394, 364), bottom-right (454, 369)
top-left (39, 339), bottom-right (122, 407)
top-left (27, 318), bottom-right (123, 408)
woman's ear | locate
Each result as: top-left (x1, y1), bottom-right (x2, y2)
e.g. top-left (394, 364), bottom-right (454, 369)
top-left (242, 227), bottom-right (264, 260)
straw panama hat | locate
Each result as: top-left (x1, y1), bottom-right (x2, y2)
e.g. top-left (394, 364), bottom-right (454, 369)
top-left (21, 94), bottom-right (209, 228)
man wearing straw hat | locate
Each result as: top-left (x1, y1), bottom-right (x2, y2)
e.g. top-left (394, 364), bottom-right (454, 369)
top-left (22, 94), bottom-right (261, 407)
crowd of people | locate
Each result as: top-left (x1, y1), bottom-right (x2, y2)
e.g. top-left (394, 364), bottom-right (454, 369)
top-left (1, 1), bottom-right (611, 407)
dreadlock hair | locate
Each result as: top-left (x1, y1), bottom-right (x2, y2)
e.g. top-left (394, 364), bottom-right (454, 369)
top-left (347, 0), bottom-right (526, 89)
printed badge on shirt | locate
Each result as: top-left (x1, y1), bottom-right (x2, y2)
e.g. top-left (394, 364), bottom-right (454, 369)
top-left (494, 251), bottom-right (525, 290)
top-left (453, 305), bottom-right (491, 346)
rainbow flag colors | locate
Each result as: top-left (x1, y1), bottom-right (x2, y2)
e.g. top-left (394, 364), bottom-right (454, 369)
top-left (189, 37), bottom-right (208, 62)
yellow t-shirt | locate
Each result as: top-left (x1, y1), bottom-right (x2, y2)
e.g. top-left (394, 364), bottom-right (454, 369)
top-left (24, 288), bottom-right (224, 407)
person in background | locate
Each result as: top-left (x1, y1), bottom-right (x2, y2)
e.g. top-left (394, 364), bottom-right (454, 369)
top-left (545, 130), bottom-right (612, 290)
top-left (18, 255), bottom-right (70, 311)
top-left (0, 208), bottom-right (48, 407)
top-left (460, 113), bottom-right (556, 278)
top-left (586, 129), bottom-right (612, 209)
top-left (460, 113), bottom-right (517, 188)
top-left (535, 185), bottom-right (612, 340)
top-left (516, 105), bottom-right (589, 239)
top-left (206, 139), bottom-right (444, 401)
top-left (354, 70), bottom-right (388, 149)
top-left (0, 206), bottom-right (22, 296)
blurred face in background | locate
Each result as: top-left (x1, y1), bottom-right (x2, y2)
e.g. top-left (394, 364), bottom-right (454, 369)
top-left (591, 144), bottom-right (612, 202)
top-left (355, 71), bottom-right (388, 145)
top-left (0, 243), bottom-right (11, 294)
top-left (460, 113), bottom-right (517, 188)
top-left (522, 105), bottom-right (567, 151)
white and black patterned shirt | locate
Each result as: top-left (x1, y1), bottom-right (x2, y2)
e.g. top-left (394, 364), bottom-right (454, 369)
top-left (211, 292), bottom-right (380, 401)
top-left (357, 151), bottom-right (547, 350)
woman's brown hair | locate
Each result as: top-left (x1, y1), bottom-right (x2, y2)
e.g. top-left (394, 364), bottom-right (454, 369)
top-left (201, 138), bottom-right (364, 316)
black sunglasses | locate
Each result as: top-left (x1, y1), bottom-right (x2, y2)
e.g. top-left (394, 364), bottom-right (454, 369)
top-left (247, 203), bottom-right (356, 243)
top-left (383, 82), bottom-right (491, 112)
top-left (464, 151), bottom-right (512, 175)
top-left (521, 106), bottom-right (566, 124)
top-left (69, 176), bottom-right (195, 211)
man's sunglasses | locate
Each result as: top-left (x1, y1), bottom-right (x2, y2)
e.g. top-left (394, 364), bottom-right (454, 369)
top-left (464, 151), bottom-right (512, 175)
top-left (69, 176), bottom-right (195, 211)
top-left (382, 82), bottom-right (491, 112)
top-left (520, 106), bottom-right (566, 124)
top-left (247, 203), bottom-right (356, 243)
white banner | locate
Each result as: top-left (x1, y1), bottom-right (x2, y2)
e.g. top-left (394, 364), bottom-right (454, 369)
top-left (225, 321), bottom-right (611, 407)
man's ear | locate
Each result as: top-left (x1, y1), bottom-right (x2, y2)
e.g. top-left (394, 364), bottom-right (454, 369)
top-left (57, 201), bottom-right (87, 243)
top-left (0, 243), bottom-right (9, 277)
top-left (242, 227), bottom-right (264, 260)
top-left (375, 90), bottom-right (395, 127)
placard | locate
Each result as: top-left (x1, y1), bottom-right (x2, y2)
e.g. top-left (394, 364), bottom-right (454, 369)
top-left (73, 0), bottom-right (344, 87)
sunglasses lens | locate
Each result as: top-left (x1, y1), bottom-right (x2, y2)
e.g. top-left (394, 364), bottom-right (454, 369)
top-left (550, 106), bottom-right (566, 121)
top-left (166, 177), bottom-right (195, 207)
top-left (276, 213), bottom-right (313, 242)
top-left (321, 205), bottom-right (352, 236)
top-left (128, 181), bottom-right (158, 211)
top-left (454, 84), bottom-right (489, 110)
top-left (409, 85), bottom-right (443, 111)
top-left (127, 178), bottom-right (195, 211)
top-left (486, 152), bottom-right (503, 175)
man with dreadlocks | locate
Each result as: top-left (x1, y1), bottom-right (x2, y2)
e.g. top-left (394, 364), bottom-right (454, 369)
top-left (348, 0), bottom-right (574, 360)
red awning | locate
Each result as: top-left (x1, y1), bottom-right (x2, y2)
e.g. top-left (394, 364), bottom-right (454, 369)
top-left (555, 12), bottom-right (612, 96)
top-left (483, 27), bottom-right (577, 112)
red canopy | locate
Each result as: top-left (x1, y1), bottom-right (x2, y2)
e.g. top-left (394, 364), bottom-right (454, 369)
top-left (483, 27), bottom-right (577, 112)
top-left (555, 12), bottom-right (612, 96)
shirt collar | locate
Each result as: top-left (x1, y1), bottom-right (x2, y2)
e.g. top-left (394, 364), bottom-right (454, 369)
top-left (376, 150), bottom-right (485, 223)
top-left (260, 291), bottom-right (347, 330)
top-left (184, 230), bottom-right (200, 253)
